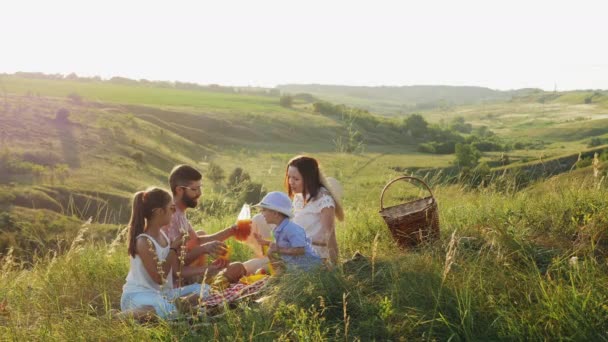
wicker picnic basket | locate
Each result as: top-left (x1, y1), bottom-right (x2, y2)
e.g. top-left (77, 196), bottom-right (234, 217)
top-left (379, 176), bottom-right (440, 248)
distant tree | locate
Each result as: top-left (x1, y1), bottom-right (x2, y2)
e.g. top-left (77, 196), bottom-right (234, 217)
top-left (473, 125), bottom-right (493, 138)
top-left (417, 143), bottom-right (436, 154)
top-left (207, 162), bottom-right (225, 184)
top-left (293, 93), bottom-right (316, 103)
top-left (455, 143), bottom-right (481, 168)
top-left (404, 114), bottom-right (428, 137)
top-left (280, 95), bottom-right (293, 108)
top-left (449, 116), bottom-right (473, 134)
top-left (55, 108), bottom-right (70, 122)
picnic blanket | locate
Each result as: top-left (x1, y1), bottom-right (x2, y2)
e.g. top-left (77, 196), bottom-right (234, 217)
top-left (201, 276), bottom-right (270, 307)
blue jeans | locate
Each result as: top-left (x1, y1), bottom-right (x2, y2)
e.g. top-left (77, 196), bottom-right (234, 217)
top-left (121, 283), bottom-right (209, 319)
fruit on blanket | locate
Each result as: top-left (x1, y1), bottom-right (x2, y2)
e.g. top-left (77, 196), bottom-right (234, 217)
top-left (239, 274), bottom-right (266, 285)
top-left (255, 268), bottom-right (267, 275)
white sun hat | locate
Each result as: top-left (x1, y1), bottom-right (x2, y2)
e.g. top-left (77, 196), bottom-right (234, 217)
top-left (254, 191), bottom-right (294, 218)
top-left (319, 173), bottom-right (345, 221)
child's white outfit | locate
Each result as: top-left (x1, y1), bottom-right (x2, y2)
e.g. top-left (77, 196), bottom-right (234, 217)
top-left (120, 231), bottom-right (209, 318)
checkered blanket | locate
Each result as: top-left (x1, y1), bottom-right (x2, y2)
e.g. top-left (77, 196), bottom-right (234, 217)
top-left (201, 277), bottom-right (270, 307)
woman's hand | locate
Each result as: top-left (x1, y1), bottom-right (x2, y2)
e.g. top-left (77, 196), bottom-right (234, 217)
top-left (202, 240), bottom-right (227, 257)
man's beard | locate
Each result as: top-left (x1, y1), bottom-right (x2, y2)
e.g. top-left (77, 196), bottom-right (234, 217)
top-left (182, 193), bottom-right (199, 209)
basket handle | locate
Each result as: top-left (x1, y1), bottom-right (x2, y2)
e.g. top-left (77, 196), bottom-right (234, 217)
top-left (380, 176), bottom-right (436, 211)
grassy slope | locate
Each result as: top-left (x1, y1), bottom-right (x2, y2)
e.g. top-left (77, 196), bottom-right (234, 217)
top-left (2, 76), bottom-right (608, 339)
top-left (2, 168), bottom-right (608, 340)
top-left (277, 84), bottom-right (517, 115)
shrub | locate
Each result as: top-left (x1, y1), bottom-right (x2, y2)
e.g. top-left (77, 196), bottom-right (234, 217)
top-left (130, 152), bottom-right (144, 164)
top-left (227, 168), bottom-right (251, 191)
top-left (206, 162), bottom-right (225, 184)
top-left (55, 108), bottom-right (70, 122)
top-left (576, 157), bottom-right (592, 169)
top-left (240, 182), bottom-right (266, 204)
top-left (417, 143), bottom-right (436, 154)
top-left (587, 137), bottom-right (604, 147)
top-left (455, 143), bottom-right (481, 168)
top-left (280, 95), bottom-right (293, 108)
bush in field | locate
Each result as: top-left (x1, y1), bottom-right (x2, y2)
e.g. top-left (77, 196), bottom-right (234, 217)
top-left (130, 152), bottom-right (144, 164)
top-left (455, 143), bottom-right (481, 168)
top-left (403, 114), bottom-right (428, 138)
top-left (227, 167), bottom-right (251, 191)
top-left (55, 108), bottom-right (70, 122)
top-left (206, 162), bottom-right (225, 184)
top-left (576, 157), bottom-right (592, 169)
top-left (450, 116), bottom-right (473, 134)
top-left (280, 95), bottom-right (293, 108)
top-left (588, 137), bottom-right (604, 147)
top-left (417, 142), bottom-right (436, 154)
top-left (240, 182), bottom-right (266, 204)
top-left (473, 125), bottom-right (494, 138)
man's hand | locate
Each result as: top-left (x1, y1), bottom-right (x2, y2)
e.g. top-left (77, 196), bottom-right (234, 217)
top-left (202, 241), bottom-right (227, 257)
top-left (211, 258), bottom-right (229, 269)
top-left (228, 224), bottom-right (238, 236)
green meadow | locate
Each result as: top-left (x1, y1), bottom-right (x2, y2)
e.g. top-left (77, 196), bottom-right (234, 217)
top-left (1, 75), bottom-right (608, 340)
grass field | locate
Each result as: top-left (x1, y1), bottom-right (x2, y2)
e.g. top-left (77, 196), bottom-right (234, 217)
top-left (2, 75), bottom-right (608, 340)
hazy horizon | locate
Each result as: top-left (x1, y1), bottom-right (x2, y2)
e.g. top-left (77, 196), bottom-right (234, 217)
top-left (2, 0), bottom-right (607, 91)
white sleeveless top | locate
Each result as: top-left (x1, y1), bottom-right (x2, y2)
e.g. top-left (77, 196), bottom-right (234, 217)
top-left (123, 231), bottom-right (174, 294)
top-left (292, 187), bottom-right (336, 259)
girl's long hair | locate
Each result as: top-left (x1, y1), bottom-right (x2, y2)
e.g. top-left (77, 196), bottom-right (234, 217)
top-left (126, 187), bottom-right (172, 257)
top-left (285, 155), bottom-right (321, 203)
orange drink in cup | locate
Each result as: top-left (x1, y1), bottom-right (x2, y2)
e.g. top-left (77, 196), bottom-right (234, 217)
top-left (234, 204), bottom-right (252, 241)
top-left (235, 218), bottom-right (252, 241)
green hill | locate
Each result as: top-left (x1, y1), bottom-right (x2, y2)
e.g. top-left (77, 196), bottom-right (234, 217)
top-left (2, 74), bottom-right (608, 340)
top-left (277, 84), bottom-right (542, 115)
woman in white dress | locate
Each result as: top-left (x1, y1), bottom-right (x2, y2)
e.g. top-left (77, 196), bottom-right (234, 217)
top-left (285, 155), bottom-right (344, 265)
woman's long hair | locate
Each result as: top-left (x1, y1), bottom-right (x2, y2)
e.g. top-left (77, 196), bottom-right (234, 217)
top-left (126, 187), bottom-right (172, 257)
top-left (285, 155), bottom-right (321, 204)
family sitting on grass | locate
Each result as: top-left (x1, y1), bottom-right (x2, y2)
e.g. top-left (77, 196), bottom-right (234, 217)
top-left (117, 156), bottom-right (344, 321)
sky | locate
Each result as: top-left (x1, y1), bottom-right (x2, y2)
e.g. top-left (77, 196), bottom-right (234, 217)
top-left (1, 0), bottom-right (607, 90)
